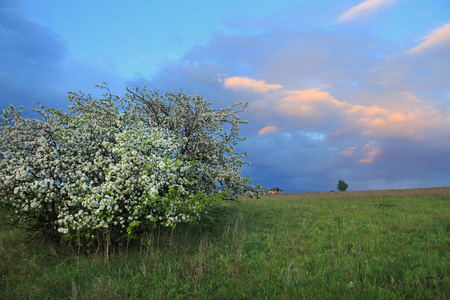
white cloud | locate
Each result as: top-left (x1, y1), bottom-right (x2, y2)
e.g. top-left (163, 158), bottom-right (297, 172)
top-left (338, 0), bottom-right (397, 23)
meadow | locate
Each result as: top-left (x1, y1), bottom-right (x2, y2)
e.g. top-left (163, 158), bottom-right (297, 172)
top-left (0, 187), bottom-right (449, 299)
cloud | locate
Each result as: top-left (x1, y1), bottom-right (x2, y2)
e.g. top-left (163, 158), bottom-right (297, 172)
top-left (258, 125), bottom-right (279, 135)
top-left (221, 77), bottom-right (283, 93)
top-left (278, 88), bottom-right (346, 118)
top-left (409, 23), bottom-right (450, 54)
top-left (338, 0), bottom-right (397, 23)
top-left (341, 146), bottom-right (357, 157)
top-left (0, 0), bottom-right (69, 112)
top-left (359, 142), bottom-right (379, 163)
top-left (0, 1), bottom-right (127, 115)
top-left (222, 76), bottom-right (450, 143)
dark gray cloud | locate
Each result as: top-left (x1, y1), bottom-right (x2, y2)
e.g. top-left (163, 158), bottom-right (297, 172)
top-left (0, 1), bottom-right (126, 116)
top-left (0, 0), bottom-right (69, 113)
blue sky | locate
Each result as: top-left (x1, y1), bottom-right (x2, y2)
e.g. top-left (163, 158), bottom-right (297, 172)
top-left (1, 0), bottom-right (450, 192)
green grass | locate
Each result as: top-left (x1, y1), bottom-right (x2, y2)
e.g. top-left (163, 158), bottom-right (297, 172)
top-left (1, 187), bottom-right (449, 299)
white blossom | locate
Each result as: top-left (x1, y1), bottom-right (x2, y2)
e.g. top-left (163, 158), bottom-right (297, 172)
top-left (0, 86), bottom-right (264, 246)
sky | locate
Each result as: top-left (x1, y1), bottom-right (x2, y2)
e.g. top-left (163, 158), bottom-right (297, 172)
top-left (1, 0), bottom-right (449, 192)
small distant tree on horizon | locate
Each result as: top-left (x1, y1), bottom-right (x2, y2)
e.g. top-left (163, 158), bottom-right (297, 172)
top-left (337, 179), bottom-right (349, 192)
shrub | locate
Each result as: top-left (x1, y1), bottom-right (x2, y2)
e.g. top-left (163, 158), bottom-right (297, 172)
top-left (0, 85), bottom-right (262, 246)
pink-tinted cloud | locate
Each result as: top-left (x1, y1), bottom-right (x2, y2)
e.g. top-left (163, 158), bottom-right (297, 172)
top-left (360, 142), bottom-right (379, 163)
top-left (338, 0), bottom-right (397, 23)
top-left (341, 146), bottom-right (357, 157)
top-left (409, 23), bottom-right (450, 54)
top-left (220, 77), bottom-right (283, 93)
top-left (222, 76), bottom-right (450, 142)
top-left (350, 102), bottom-right (450, 140)
top-left (346, 105), bottom-right (389, 119)
top-left (362, 109), bottom-right (450, 140)
top-left (258, 125), bottom-right (279, 135)
top-left (277, 88), bottom-right (348, 121)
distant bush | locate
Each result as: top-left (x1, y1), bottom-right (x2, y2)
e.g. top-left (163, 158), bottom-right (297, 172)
top-left (0, 85), bottom-right (263, 247)
top-left (337, 179), bottom-right (349, 192)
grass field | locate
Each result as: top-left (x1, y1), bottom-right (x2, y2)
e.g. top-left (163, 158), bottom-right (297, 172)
top-left (1, 187), bottom-right (449, 299)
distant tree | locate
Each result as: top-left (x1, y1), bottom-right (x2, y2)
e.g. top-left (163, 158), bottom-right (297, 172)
top-left (337, 179), bottom-right (349, 192)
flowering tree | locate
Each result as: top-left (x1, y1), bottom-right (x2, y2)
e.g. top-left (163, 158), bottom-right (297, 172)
top-left (0, 85), bottom-right (262, 246)
top-left (127, 86), bottom-right (255, 196)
